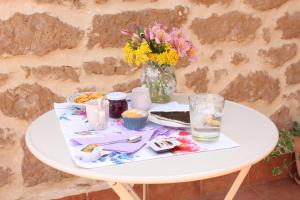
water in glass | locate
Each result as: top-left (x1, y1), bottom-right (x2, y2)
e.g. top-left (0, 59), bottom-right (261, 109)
top-left (189, 94), bottom-right (224, 141)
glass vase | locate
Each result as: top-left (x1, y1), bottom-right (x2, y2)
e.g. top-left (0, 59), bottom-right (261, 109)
top-left (142, 61), bottom-right (176, 103)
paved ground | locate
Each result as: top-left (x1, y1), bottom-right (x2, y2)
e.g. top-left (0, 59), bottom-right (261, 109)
top-left (56, 178), bottom-right (300, 200)
top-left (201, 178), bottom-right (300, 200)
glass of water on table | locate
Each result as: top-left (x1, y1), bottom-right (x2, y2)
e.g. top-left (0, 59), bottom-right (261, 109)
top-left (189, 94), bottom-right (225, 141)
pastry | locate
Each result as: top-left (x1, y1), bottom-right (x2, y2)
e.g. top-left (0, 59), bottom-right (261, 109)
top-left (150, 111), bottom-right (190, 125)
top-left (204, 114), bottom-right (221, 127)
top-left (122, 109), bottom-right (147, 118)
top-left (81, 144), bottom-right (100, 153)
top-left (75, 92), bottom-right (104, 103)
top-left (122, 109), bottom-right (148, 130)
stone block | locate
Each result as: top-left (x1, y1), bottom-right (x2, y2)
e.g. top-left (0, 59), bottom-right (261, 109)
top-left (0, 13), bottom-right (83, 56)
top-left (258, 43), bottom-right (297, 68)
top-left (285, 60), bottom-right (300, 85)
top-left (190, 0), bottom-right (232, 6)
top-left (0, 73), bottom-right (9, 86)
top-left (190, 11), bottom-right (261, 44)
top-left (113, 79), bottom-right (141, 92)
top-left (22, 66), bottom-right (80, 82)
top-left (0, 83), bottom-right (64, 121)
top-left (21, 138), bottom-right (72, 187)
top-left (185, 67), bottom-right (209, 92)
top-left (35, 0), bottom-right (85, 8)
top-left (83, 57), bottom-right (135, 75)
top-left (222, 71), bottom-right (280, 103)
top-left (263, 28), bottom-right (271, 43)
top-left (0, 127), bottom-right (15, 148)
top-left (87, 6), bottom-right (188, 48)
top-left (214, 69), bottom-right (228, 82)
top-left (231, 52), bottom-right (249, 65)
top-left (244, 0), bottom-right (289, 11)
top-left (270, 105), bottom-right (293, 130)
top-left (210, 49), bottom-right (223, 61)
top-left (0, 167), bottom-right (13, 187)
top-left (277, 12), bottom-right (300, 39)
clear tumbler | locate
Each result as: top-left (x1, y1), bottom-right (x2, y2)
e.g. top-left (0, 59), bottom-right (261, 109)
top-left (189, 94), bottom-right (224, 141)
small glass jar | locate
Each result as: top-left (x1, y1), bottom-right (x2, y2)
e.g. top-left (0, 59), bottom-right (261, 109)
top-left (106, 92), bottom-right (128, 118)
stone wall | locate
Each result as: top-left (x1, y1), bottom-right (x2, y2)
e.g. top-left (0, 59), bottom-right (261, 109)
top-left (0, 0), bottom-right (299, 199)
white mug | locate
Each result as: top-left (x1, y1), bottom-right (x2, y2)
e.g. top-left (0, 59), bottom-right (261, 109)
top-left (131, 87), bottom-right (152, 111)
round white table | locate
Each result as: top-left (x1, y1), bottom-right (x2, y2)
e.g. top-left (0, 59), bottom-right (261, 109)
top-left (25, 94), bottom-right (278, 200)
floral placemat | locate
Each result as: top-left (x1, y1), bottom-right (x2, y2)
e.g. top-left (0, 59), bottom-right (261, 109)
top-left (54, 103), bottom-right (240, 168)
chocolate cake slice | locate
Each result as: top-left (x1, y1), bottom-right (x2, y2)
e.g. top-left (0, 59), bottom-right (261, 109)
top-left (150, 111), bottom-right (190, 125)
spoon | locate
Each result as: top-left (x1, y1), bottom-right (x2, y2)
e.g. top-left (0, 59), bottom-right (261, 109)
top-left (99, 135), bottom-right (142, 146)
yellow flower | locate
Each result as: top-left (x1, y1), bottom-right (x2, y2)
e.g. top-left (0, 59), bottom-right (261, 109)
top-left (123, 42), bottom-right (134, 64)
top-left (167, 49), bottom-right (179, 65)
top-left (134, 40), bottom-right (151, 66)
top-left (156, 48), bottom-right (179, 66)
top-left (123, 40), bottom-right (179, 66)
top-left (148, 53), bottom-right (158, 63)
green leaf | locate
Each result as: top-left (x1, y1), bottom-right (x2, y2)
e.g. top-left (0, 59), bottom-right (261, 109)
top-left (292, 121), bottom-right (300, 136)
top-left (272, 167), bottom-right (283, 176)
top-left (137, 27), bottom-right (145, 38)
top-left (267, 121), bottom-right (300, 176)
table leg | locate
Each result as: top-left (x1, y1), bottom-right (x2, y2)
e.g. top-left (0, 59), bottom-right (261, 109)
top-left (109, 182), bottom-right (141, 200)
top-left (224, 165), bottom-right (251, 200)
top-left (143, 184), bottom-right (148, 200)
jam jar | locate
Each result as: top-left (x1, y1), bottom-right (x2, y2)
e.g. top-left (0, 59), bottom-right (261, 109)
top-left (106, 92), bottom-right (128, 118)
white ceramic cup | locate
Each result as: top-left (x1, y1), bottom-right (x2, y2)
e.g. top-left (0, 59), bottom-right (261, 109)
top-left (131, 87), bottom-right (152, 111)
top-left (86, 98), bottom-right (109, 130)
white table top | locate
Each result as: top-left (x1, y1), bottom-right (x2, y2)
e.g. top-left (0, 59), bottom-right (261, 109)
top-left (25, 93), bottom-right (278, 184)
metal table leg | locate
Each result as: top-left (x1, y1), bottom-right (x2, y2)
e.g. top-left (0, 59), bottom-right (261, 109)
top-left (143, 184), bottom-right (148, 200)
top-left (109, 165), bottom-right (251, 200)
top-left (109, 182), bottom-right (141, 200)
top-left (224, 165), bottom-right (251, 200)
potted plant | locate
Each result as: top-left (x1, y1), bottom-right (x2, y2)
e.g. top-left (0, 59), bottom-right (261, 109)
top-left (121, 24), bottom-right (197, 103)
top-left (266, 121), bottom-right (300, 184)
top-left (293, 122), bottom-right (300, 184)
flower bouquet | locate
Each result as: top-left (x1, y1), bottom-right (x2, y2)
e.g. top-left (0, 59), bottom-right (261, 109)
top-left (122, 24), bottom-right (197, 103)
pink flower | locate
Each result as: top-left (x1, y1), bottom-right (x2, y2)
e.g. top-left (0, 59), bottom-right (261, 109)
top-left (121, 29), bottom-right (132, 36)
top-left (151, 23), bottom-right (166, 33)
top-left (131, 33), bottom-right (141, 43)
top-left (172, 37), bottom-right (190, 57)
top-left (144, 27), bottom-right (154, 42)
top-left (170, 28), bottom-right (186, 39)
top-left (154, 29), bottom-right (171, 44)
top-left (187, 46), bottom-right (198, 61)
top-left (145, 23), bottom-right (171, 43)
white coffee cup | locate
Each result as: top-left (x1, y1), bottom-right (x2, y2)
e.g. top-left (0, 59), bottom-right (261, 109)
top-left (131, 86), bottom-right (152, 111)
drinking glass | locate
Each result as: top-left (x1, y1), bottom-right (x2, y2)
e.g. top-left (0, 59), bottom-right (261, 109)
top-left (189, 94), bottom-right (224, 141)
top-left (86, 98), bottom-right (109, 130)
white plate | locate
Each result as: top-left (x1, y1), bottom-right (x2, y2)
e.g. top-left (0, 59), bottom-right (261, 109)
top-left (148, 114), bottom-right (190, 128)
top-left (148, 102), bottom-right (190, 128)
